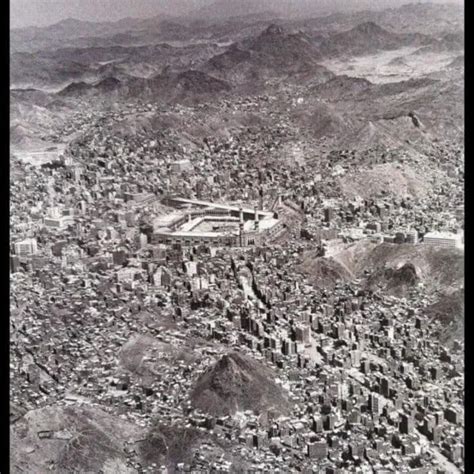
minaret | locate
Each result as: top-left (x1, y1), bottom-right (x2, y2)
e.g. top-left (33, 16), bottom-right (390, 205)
top-left (239, 207), bottom-right (244, 246)
top-left (239, 222), bottom-right (244, 247)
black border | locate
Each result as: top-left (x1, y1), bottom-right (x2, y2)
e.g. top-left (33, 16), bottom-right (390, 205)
top-left (4, 1), bottom-right (469, 473)
top-left (4, 0), bottom-right (10, 472)
top-left (464, 0), bottom-right (471, 472)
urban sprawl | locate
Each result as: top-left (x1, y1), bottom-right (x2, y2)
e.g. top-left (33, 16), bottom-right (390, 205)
top-left (11, 98), bottom-right (464, 473)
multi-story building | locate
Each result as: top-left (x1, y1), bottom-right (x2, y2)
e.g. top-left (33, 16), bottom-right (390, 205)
top-left (399, 413), bottom-right (414, 435)
top-left (14, 238), bottom-right (38, 256)
top-left (405, 229), bottom-right (419, 244)
top-left (43, 207), bottom-right (74, 230)
top-left (423, 231), bottom-right (462, 248)
top-left (369, 393), bottom-right (383, 415)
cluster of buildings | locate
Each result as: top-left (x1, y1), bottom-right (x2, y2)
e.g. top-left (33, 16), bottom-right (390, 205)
top-left (9, 95), bottom-right (464, 473)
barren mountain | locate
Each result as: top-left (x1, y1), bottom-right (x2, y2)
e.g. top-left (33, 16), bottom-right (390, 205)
top-left (411, 31), bottom-right (463, 55)
top-left (128, 69), bottom-right (232, 102)
top-left (204, 24), bottom-right (333, 86)
top-left (190, 352), bottom-right (290, 417)
top-left (190, 0), bottom-right (463, 26)
top-left (310, 75), bottom-right (373, 100)
top-left (320, 21), bottom-right (431, 58)
top-left (58, 77), bottom-right (122, 97)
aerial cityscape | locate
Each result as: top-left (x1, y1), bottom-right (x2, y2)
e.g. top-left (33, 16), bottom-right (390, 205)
top-left (10, 0), bottom-right (464, 472)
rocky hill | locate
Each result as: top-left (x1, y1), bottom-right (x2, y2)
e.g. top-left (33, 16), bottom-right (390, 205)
top-left (190, 352), bottom-right (290, 417)
top-left (58, 77), bottom-right (122, 97)
top-left (58, 69), bottom-right (232, 103)
top-left (204, 25), bottom-right (333, 85)
top-left (366, 262), bottom-right (420, 296)
top-left (320, 21), bottom-right (430, 58)
top-left (298, 241), bottom-right (464, 295)
top-left (130, 69), bottom-right (232, 103)
top-left (310, 75), bottom-right (373, 101)
top-left (425, 288), bottom-right (464, 346)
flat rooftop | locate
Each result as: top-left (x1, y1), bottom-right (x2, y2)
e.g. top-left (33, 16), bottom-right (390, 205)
top-left (424, 231), bottom-right (461, 239)
top-left (167, 197), bottom-right (274, 218)
top-left (180, 216), bottom-right (240, 233)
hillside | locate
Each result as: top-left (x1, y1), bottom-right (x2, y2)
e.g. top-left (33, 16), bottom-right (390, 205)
top-left (310, 75), bottom-right (373, 101)
top-left (338, 162), bottom-right (438, 200)
top-left (290, 101), bottom-right (353, 139)
top-left (139, 422), bottom-right (247, 471)
top-left (425, 289), bottom-right (464, 346)
top-left (68, 69), bottom-right (234, 103)
top-left (298, 241), bottom-right (464, 294)
top-left (190, 352), bottom-right (290, 417)
top-left (320, 21), bottom-right (430, 58)
top-left (204, 25), bottom-right (333, 85)
top-left (10, 404), bottom-right (144, 473)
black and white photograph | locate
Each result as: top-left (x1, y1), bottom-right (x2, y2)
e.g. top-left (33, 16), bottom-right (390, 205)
top-left (10, 0), bottom-right (464, 472)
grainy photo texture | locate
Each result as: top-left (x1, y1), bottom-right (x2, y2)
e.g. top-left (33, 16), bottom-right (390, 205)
top-left (10, 0), bottom-right (464, 472)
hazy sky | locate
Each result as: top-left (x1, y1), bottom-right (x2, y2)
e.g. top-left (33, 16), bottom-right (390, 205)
top-left (10, 0), bottom-right (207, 28)
top-left (10, 0), bottom-right (463, 29)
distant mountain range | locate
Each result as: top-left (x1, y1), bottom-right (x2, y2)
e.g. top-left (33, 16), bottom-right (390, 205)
top-left (10, 2), bottom-right (464, 154)
top-left (189, 0), bottom-right (463, 20)
top-left (13, 18), bottom-right (459, 95)
top-left (319, 21), bottom-right (431, 57)
top-left (11, 2), bottom-right (463, 54)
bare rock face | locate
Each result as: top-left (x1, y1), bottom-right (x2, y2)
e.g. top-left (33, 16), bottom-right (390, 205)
top-left (367, 262), bottom-right (420, 296)
top-left (190, 352), bottom-right (290, 417)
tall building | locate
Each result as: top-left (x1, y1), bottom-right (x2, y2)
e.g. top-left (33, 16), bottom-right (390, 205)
top-left (295, 324), bottom-right (311, 344)
top-left (10, 255), bottom-right (21, 273)
top-left (380, 377), bottom-right (391, 398)
top-left (369, 393), bottom-right (383, 415)
top-left (399, 414), bottom-right (414, 435)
